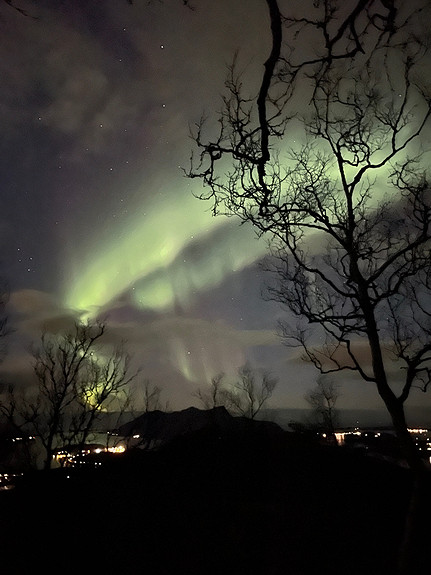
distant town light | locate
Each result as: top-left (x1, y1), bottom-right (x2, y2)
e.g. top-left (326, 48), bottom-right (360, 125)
top-left (53, 443), bottom-right (126, 467)
top-left (107, 445), bottom-right (125, 454)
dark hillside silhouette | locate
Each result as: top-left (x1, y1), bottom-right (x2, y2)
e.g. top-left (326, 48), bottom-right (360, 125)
top-left (1, 427), bottom-right (430, 575)
top-left (118, 406), bottom-right (284, 446)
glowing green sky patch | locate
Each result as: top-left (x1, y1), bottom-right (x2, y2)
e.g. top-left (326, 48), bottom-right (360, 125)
top-left (132, 220), bottom-right (268, 311)
top-left (64, 192), bottom-right (216, 312)
top-left (64, 182), bottom-right (267, 315)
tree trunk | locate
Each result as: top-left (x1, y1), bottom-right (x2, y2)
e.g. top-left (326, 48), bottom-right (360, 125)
top-left (44, 444), bottom-right (53, 471)
top-left (361, 293), bottom-right (429, 573)
top-left (386, 398), bottom-right (424, 472)
top-left (380, 393), bottom-right (429, 574)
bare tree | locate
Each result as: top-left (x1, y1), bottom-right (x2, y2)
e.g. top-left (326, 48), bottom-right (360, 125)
top-left (67, 341), bottom-right (135, 450)
top-left (135, 378), bottom-right (169, 413)
top-left (305, 376), bottom-right (340, 435)
top-left (3, 320), bottom-right (135, 470)
top-left (188, 0), bottom-right (431, 468)
top-left (187, 2), bottom-right (431, 569)
top-left (225, 363), bottom-right (277, 419)
top-left (193, 373), bottom-right (226, 410)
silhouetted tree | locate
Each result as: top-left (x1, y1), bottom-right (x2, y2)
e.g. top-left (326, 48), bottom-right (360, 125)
top-left (187, 3), bottom-right (431, 570)
top-left (193, 373), bottom-right (226, 409)
top-left (2, 320), bottom-right (136, 469)
top-left (136, 378), bottom-right (169, 413)
top-left (225, 363), bottom-right (277, 419)
top-left (189, 0), bottom-right (430, 469)
top-left (305, 376), bottom-right (340, 435)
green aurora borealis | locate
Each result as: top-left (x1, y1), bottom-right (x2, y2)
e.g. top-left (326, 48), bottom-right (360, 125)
top-left (64, 188), bottom-right (267, 316)
top-left (3, 0), bottom-right (431, 415)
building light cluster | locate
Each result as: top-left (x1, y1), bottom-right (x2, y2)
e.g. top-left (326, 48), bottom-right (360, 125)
top-left (0, 472), bottom-right (23, 491)
top-left (11, 436), bottom-right (35, 443)
top-left (107, 445), bottom-right (126, 454)
top-left (53, 444), bottom-right (126, 467)
top-left (334, 431), bottom-right (364, 445)
top-left (408, 428), bottom-right (431, 459)
top-left (333, 427), bottom-right (431, 464)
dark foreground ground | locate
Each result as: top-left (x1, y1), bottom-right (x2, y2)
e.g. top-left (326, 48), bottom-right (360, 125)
top-left (0, 431), bottom-right (429, 575)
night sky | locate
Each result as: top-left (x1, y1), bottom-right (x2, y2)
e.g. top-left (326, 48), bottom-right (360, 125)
top-left (0, 0), bottom-right (428, 416)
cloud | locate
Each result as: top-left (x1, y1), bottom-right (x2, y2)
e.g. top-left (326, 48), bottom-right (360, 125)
top-left (0, 289), bottom-right (80, 390)
top-left (2, 287), bottom-right (281, 405)
top-left (100, 306), bottom-right (280, 377)
top-left (133, 312), bottom-right (279, 407)
top-left (8, 289), bottom-right (79, 337)
top-left (0, 4), bottom-right (153, 155)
